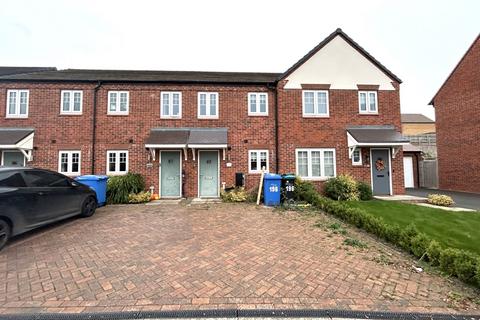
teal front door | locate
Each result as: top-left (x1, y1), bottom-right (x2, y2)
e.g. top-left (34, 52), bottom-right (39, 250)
top-left (2, 151), bottom-right (25, 167)
top-left (160, 151), bottom-right (181, 198)
top-left (199, 151), bottom-right (219, 198)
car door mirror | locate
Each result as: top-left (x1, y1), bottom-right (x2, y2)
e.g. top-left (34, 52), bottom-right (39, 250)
top-left (70, 181), bottom-right (81, 187)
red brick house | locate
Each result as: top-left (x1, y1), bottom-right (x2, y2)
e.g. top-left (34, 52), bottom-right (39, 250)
top-left (429, 33), bottom-right (480, 194)
top-left (0, 29), bottom-right (408, 197)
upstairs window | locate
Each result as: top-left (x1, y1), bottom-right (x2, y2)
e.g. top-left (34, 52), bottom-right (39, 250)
top-left (58, 151), bottom-right (81, 176)
top-left (108, 91), bottom-right (129, 115)
top-left (359, 91), bottom-right (378, 114)
top-left (198, 92), bottom-right (218, 119)
top-left (61, 90), bottom-right (83, 114)
top-left (107, 150), bottom-right (128, 175)
top-left (296, 148), bottom-right (336, 179)
top-left (6, 90), bottom-right (29, 118)
top-left (248, 93), bottom-right (268, 116)
top-left (249, 150), bottom-right (269, 173)
top-left (302, 90), bottom-right (329, 117)
top-left (161, 92), bottom-right (182, 118)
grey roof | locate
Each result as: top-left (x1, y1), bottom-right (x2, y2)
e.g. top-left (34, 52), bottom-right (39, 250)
top-left (188, 128), bottom-right (228, 145)
top-left (401, 113), bottom-right (434, 123)
top-left (403, 143), bottom-right (422, 152)
top-left (347, 125), bottom-right (409, 144)
top-left (0, 66), bottom-right (56, 77)
top-left (0, 69), bottom-right (281, 84)
top-left (280, 28), bottom-right (402, 83)
top-left (0, 128), bottom-right (35, 145)
top-left (145, 128), bottom-right (190, 145)
top-left (145, 128), bottom-right (228, 146)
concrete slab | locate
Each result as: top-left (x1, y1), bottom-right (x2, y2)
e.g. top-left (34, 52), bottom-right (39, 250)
top-left (146, 199), bottom-right (183, 205)
top-left (416, 203), bottom-right (476, 212)
top-left (374, 195), bottom-right (427, 202)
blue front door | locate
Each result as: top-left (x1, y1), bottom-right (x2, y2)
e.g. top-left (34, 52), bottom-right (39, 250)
top-left (199, 151), bottom-right (219, 198)
top-left (371, 149), bottom-right (391, 195)
top-left (160, 151), bottom-right (181, 198)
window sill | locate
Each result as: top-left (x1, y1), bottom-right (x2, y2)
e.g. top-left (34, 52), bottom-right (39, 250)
top-left (5, 116), bottom-right (28, 119)
top-left (302, 114), bottom-right (329, 118)
top-left (299, 176), bottom-right (333, 181)
top-left (249, 171), bottom-right (270, 174)
top-left (107, 113), bottom-right (129, 116)
top-left (106, 172), bottom-right (128, 176)
top-left (61, 172), bottom-right (81, 176)
top-left (60, 113), bottom-right (83, 116)
top-left (358, 113), bottom-right (379, 116)
top-left (197, 117), bottom-right (219, 120)
top-left (160, 116), bottom-right (182, 119)
top-left (248, 113), bottom-right (269, 117)
top-left (352, 163), bottom-right (363, 166)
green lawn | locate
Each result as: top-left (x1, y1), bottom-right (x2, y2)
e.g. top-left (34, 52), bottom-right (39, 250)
top-left (347, 200), bottom-right (480, 256)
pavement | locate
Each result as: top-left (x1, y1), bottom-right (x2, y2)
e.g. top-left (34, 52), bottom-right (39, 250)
top-left (406, 188), bottom-right (480, 211)
top-left (0, 203), bottom-right (478, 314)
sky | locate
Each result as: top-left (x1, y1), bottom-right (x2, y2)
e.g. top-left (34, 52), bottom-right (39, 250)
top-left (1, 0), bottom-right (479, 119)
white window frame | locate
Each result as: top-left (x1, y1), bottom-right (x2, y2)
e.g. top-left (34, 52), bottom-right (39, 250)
top-left (248, 92), bottom-right (269, 116)
top-left (295, 148), bottom-right (336, 180)
top-left (58, 150), bottom-right (81, 176)
top-left (358, 91), bottom-right (378, 114)
top-left (6, 90), bottom-right (29, 118)
top-left (248, 150), bottom-right (269, 173)
top-left (106, 150), bottom-right (129, 175)
top-left (107, 91), bottom-right (129, 115)
top-left (160, 91), bottom-right (182, 119)
top-left (60, 90), bottom-right (83, 115)
top-left (197, 92), bottom-right (219, 119)
top-left (302, 90), bottom-right (329, 118)
top-left (352, 148), bottom-right (362, 166)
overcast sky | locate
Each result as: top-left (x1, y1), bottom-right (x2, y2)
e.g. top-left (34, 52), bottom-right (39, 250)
top-left (1, 0), bottom-right (479, 119)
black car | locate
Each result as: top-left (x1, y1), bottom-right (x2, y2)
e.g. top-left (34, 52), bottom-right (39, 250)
top-left (0, 167), bottom-right (97, 250)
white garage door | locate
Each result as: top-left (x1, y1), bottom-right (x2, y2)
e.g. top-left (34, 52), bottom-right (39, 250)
top-left (403, 156), bottom-right (414, 188)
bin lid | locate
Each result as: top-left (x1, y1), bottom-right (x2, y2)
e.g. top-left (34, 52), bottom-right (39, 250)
top-left (75, 175), bottom-right (109, 181)
top-left (264, 173), bottom-right (282, 180)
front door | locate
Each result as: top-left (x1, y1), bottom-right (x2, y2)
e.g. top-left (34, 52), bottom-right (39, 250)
top-left (160, 151), bottom-right (181, 198)
top-left (2, 151), bottom-right (25, 167)
top-left (199, 151), bottom-right (219, 198)
top-left (371, 149), bottom-right (391, 195)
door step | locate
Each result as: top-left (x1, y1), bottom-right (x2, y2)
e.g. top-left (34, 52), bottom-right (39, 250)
top-left (146, 199), bottom-right (184, 205)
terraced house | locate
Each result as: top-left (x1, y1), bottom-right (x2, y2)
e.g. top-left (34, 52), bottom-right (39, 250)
top-left (0, 29), bottom-right (408, 198)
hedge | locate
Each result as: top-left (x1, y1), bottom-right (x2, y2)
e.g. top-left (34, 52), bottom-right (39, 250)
top-left (293, 179), bottom-right (480, 288)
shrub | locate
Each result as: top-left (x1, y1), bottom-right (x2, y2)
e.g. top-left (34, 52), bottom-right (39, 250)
top-left (128, 191), bottom-right (151, 204)
top-left (107, 173), bottom-right (146, 204)
top-left (476, 261), bottom-right (480, 286)
top-left (427, 194), bottom-right (454, 207)
top-left (410, 233), bottom-right (430, 258)
top-left (439, 248), bottom-right (461, 275)
top-left (398, 224), bottom-right (419, 252)
top-left (324, 175), bottom-right (360, 201)
top-left (357, 181), bottom-right (373, 201)
top-left (453, 251), bottom-right (478, 283)
top-left (426, 240), bottom-right (442, 265)
top-left (221, 187), bottom-right (248, 202)
top-left (293, 178), bottom-right (318, 202)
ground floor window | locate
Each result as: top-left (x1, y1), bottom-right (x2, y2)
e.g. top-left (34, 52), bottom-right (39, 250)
top-left (248, 150), bottom-right (269, 173)
top-left (107, 150), bottom-right (128, 175)
top-left (352, 148), bottom-right (362, 165)
top-left (296, 148), bottom-right (336, 179)
top-left (58, 150), bottom-right (81, 176)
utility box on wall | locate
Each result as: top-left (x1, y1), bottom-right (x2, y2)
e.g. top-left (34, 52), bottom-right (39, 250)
top-left (235, 172), bottom-right (245, 187)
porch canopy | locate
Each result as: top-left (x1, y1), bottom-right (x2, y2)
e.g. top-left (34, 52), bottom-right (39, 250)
top-left (145, 127), bottom-right (228, 161)
top-left (0, 127), bottom-right (35, 161)
top-left (346, 125), bottom-right (409, 158)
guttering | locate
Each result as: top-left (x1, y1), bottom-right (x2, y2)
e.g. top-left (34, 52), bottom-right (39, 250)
top-left (91, 81), bottom-right (102, 174)
top-left (267, 83), bottom-right (279, 173)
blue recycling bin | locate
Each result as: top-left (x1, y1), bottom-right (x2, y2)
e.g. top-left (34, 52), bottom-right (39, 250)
top-left (263, 173), bottom-right (282, 206)
top-left (75, 175), bottom-right (109, 206)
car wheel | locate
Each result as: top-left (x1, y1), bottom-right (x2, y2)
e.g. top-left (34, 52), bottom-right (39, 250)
top-left (80, 196), bottom-right (97, 217)
top-left (0, 219), bottom-right (11, 251)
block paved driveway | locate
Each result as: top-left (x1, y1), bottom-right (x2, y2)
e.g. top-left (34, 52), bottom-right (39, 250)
top-left (0, 203), bottom-right (478, 314)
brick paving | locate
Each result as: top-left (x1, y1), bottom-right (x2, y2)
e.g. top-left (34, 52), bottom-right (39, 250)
top-left (0, 203), bottom-right (478, 314)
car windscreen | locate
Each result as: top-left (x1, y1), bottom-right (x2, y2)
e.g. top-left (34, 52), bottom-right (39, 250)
top-left (0, 171), bottom-right (27, 187)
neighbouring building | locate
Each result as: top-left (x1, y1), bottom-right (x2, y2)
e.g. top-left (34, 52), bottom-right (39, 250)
top-left (0, 28), bottom-right (408, 197)
top-left (429, 33), bottom-right (480, 194)
top-left (401, 113), bottom-right (436, 159)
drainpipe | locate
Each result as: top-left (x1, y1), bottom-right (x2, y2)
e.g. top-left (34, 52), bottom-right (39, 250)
top-left (91, 81), bottom-right (102, 174)
top-left (268, 84), bottom-right (279, 173)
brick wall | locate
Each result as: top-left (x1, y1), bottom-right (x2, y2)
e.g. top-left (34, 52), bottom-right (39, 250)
top-left (433, 36), bottom-right (480, 194)
top-left (277, 80), bottom-right (404, 195)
